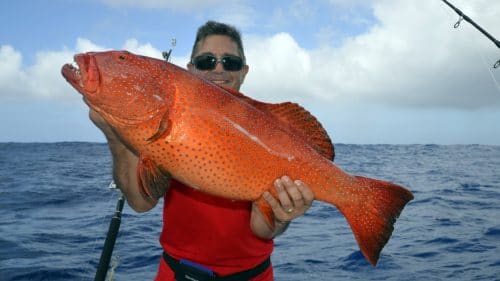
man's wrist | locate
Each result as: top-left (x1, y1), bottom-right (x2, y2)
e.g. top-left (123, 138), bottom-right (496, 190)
top-left (272, 219), bottom-right (290, 237)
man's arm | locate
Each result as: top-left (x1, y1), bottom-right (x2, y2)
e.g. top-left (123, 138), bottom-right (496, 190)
top-left (250, 176), bottom-right (314, 239)
top-left (89, 110), bottom-right (167, 212)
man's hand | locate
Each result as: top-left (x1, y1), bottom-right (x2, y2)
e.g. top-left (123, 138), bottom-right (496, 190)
top-left (264, 176), bottom-right (314, 224)
top-left (250, 176), bottom-right (314, 239)
top-left (89, 109), bottom-right (119, 142)
top-left (88, 109), bottom-right (164, 212)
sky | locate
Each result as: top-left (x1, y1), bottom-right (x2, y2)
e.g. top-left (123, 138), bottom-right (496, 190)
top-left (1, 0), bottom-right (500, 145)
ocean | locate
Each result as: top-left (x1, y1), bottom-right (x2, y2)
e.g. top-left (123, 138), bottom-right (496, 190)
top-left (0, 143), bottom-right (499, 281)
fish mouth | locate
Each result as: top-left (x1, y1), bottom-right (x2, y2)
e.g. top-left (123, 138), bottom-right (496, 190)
top-left (61, 53), bottom-right (100, 95)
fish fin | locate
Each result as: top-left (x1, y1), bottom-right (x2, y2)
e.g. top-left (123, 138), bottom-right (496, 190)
top-left (220, 86), bottom-right (334, 160)
top-left (254, 196), bottom-right (275, 230)
top-left (335, 176), bottom-right (413, 266)
top-left (146, 110), bottom-right (172, 143)
top-left (137, 155), bottom-right (171, 200)
top-left (263, 102), bottom-right (334, 160)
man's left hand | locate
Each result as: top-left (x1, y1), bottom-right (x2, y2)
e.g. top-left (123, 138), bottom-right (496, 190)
top-left (263, 175), bottom-right (314, 224)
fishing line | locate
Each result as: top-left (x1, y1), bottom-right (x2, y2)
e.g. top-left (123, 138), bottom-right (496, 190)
top-left (468, 23), bottom-right (500, 95)
top-left (479, 51), bottom-right (500, 93)
top-left (80, 182), bottom-right (122, 281)
top-left (80, 185), bottom-right (118, 281)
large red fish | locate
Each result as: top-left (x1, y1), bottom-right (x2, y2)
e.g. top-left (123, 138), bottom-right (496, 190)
top-left (61, 50), bottom-right (413, 266)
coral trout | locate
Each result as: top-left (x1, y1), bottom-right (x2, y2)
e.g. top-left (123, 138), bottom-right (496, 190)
top-left (62, 50), bottom-right (413, 265)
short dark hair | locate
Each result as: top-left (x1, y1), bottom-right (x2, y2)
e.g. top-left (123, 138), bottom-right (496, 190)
top-left (190, 21), bottom-right (246, 62)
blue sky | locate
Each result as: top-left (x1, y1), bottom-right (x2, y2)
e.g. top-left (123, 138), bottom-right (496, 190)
top-left (1, 0), bottom-right (500, 144)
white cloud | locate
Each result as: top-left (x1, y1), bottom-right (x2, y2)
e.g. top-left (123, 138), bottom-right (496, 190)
top-left (74, 38), bottom-right (107, 53)
top-left (0, 38), bottom-right (106, 102)
top-left (0, 45), bottom-right (26, 98)
top-left (2, 0), bottom-right (499, 110)
top-left (122, 39), bottom-right (163, 59)
top-left (242, 0), bottom-right (500, 109)
top-left (0, 38), bottom-right (173, 102)
top-left (0, 45), bottom-right (73, 101)
top-left (243, 33), bottom-right (312, 102)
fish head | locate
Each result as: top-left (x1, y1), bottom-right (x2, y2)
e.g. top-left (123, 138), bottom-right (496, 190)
top-left (61, 50), bottom-right (175, 127)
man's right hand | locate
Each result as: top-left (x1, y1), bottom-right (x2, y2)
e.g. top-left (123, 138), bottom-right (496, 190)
top-left (89, 109), bottom-right (120, 142)
top-left (88, 109), bottom-right (163, 212)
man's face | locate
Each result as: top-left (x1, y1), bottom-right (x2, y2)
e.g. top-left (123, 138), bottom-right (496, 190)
top-left (188, 35), bottom-right (249, 91)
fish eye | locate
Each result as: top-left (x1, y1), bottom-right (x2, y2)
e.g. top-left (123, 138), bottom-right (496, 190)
top-left (119, 55), bottom-right (126, 60)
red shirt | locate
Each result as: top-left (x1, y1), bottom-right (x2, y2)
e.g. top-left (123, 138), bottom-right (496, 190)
top-left (155, 180), bottom-right (274, 280)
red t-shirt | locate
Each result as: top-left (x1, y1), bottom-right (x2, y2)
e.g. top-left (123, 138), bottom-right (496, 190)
top-left (155, 180), bottom-right (274, 280)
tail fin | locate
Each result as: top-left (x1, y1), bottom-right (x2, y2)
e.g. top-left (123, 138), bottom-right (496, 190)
top-left (337, 176), bottom-right (413, 266)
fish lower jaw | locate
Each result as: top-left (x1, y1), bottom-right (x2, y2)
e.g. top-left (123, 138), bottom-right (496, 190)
top-left (71, 61), bottom-right (81, 74)
top-left (62, 63), bottom-right (84, 92)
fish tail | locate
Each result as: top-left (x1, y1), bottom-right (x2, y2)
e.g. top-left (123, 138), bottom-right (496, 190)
top-left (336, 176), bottom-right (413, 266)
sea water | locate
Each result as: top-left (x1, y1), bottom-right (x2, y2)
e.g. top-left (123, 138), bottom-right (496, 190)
top-left (0, 143), bottom-right (499, 280)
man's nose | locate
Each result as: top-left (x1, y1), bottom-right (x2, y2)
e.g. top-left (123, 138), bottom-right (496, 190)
top-left (213, 61), bottom-right (225, 73)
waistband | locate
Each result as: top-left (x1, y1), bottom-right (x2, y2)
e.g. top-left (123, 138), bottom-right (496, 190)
top-left (163, 251), bottom-right (271, 281)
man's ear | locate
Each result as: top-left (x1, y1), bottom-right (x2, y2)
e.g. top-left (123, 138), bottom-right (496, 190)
top-left (240, 64), bottom-right (249, 83)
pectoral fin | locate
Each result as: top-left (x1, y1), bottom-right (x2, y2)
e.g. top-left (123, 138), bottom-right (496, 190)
top-left (137, 155), bottom-right (171, 200)
top-left (146, 110), bottom-right (172, 143)
top-left (254, 196), bottom-right (276, 230)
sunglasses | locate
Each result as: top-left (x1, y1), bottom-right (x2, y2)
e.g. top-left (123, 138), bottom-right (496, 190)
top-left (191, 54), bottom-right (244, 71)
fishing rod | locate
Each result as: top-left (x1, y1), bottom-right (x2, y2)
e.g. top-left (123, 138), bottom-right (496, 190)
top-left (162, 38), bottom-right (177, 62)
top-left (441, 0), bottom-right (500, 68)
top-left (94, 183), bottom-right (125, 281)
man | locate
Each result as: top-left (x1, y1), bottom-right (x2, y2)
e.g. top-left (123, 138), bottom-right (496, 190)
top-left (90, 21), bottom-right (314, 280)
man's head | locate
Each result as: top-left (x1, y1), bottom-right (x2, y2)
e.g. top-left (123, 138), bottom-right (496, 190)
top-left (187, 21), bottom-right (249, 91)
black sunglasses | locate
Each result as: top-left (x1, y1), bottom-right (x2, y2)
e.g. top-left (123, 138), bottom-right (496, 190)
top-left (191, 54), bottom-right (244, 71)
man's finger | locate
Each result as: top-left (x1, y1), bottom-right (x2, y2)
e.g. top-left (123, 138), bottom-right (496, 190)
top-left (295, 180), bottom-right (314, 204)
top-left (275, 178), bottom-right (294, 212)
top-left (263, 191), bottom-right (286, 216)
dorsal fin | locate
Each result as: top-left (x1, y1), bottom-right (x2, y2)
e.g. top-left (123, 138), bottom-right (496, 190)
top-left (221, 86), bottom-right (335, 161)
top-left (262, 101), bottom-right (334, 160)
